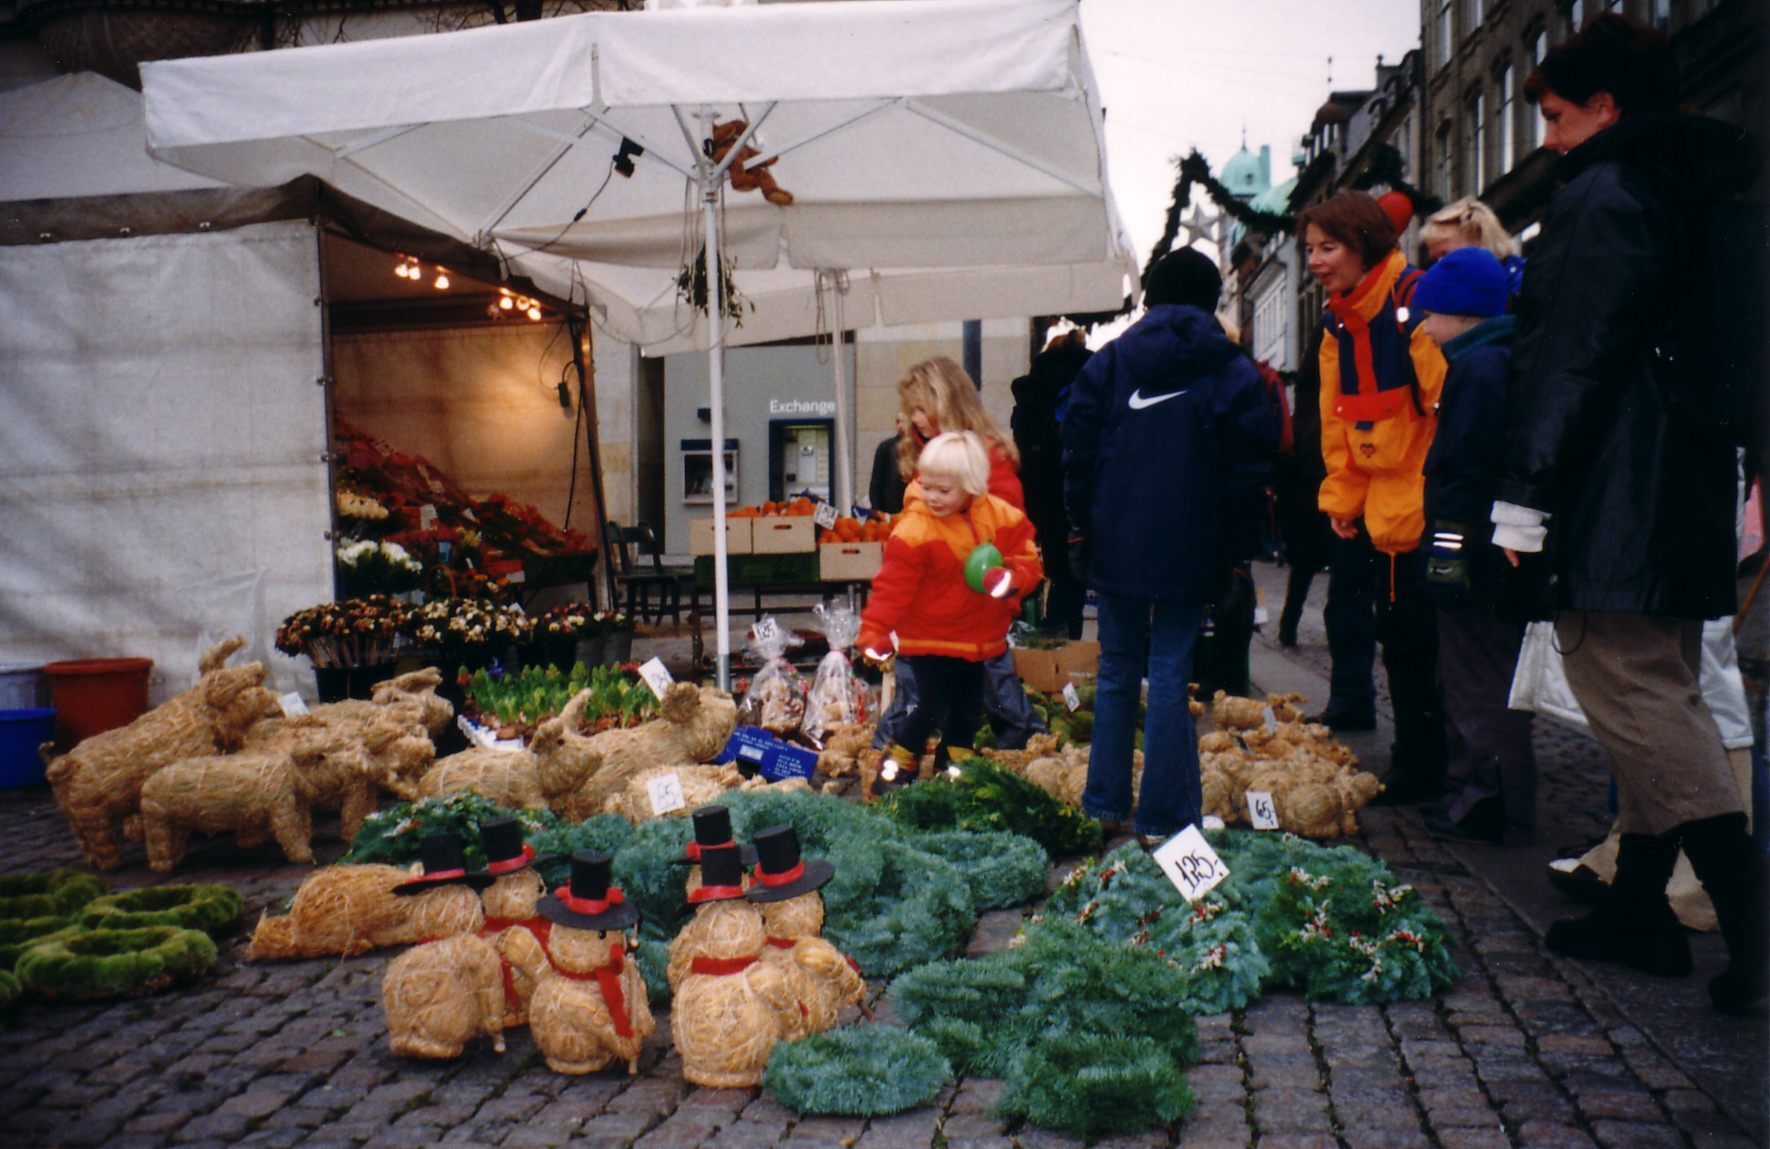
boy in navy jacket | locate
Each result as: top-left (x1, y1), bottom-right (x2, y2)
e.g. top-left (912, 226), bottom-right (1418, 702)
top-left (1415, 247), bottom-right (1535, 845)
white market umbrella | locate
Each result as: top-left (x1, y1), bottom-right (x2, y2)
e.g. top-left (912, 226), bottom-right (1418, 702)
top-left (141, 0), bottom-right (1134, 686)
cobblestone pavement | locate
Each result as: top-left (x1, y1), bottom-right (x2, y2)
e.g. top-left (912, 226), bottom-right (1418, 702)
top-left (0, 570), bottom-right (1764, 1149)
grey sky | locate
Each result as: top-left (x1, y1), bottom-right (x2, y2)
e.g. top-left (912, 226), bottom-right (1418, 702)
top-left (1080, 0), bottom-right (1423, 260)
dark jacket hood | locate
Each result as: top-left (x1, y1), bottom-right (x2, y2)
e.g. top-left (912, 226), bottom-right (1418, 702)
top-left (1012, 341), bottom-right (1093, 405)
top-left (1114, 304), bottom-right (1241, 383)
top-left (1560, 111), bottom-right (1759, 206)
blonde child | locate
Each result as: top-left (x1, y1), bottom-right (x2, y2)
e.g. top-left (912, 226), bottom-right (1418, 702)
top-left (1420, 196), bottom-right (1525, 297)
top-left (858, 431), bottom-right (1042, 793)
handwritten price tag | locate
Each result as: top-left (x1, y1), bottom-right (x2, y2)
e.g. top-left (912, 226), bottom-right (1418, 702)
top-left (814, 501), bottom-right (839, 529)
top-left (647, 772), bottom-right (686, 816)
top-left (752, 617), bottom-right (782, 647)
top-left (1261, 704), bottom-right (1278, 733)
top-left (1062, 682), bottom-right (1081, 712)
top-left (277, 692), bottom-right (309, 717)
top-left (1152, 825), bottom-right (1231, 902)
top-left (419, 504), bottom-right (438, 529)
top-left (1245, 790), bottom-right (1281, 830)
top-left (637, 657), bottom-right (674, 700)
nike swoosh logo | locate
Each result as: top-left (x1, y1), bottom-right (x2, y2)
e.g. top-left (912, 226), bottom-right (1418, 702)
top-left (1127, 388), bottom-right (1187, 410)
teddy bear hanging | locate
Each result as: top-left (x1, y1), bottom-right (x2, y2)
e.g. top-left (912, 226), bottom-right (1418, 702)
top-left (707, 120), bottom-right (794, 206)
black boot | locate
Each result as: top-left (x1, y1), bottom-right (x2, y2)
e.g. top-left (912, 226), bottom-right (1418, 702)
top-left (1546, 832), bottom-right (1691, 977)
top-left (1677, 813), bottom-right (1768, 1014)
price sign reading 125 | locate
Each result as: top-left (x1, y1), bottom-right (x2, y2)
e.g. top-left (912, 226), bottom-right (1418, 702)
top-left (1151, 824), bottom-right (1231, 902)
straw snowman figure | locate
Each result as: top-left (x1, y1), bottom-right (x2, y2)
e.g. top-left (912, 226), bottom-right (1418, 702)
top-left (664, 806), bottom-right (758, 991)
top-left (249, 836), bottom-right (486, 960)
top-left (747, 824), bottom-right (867, 1034)
top-left (473, 817), bottom-right (555, 1028)
top-left (382, 833), bottom-right (504, 1059)
top-left (528, 850), bottom-right (654, 1075)
top-left (668, 844), bottom-right (802, 1086)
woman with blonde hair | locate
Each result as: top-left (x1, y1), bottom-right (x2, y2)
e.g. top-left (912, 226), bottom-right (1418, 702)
top-left (896, 357), bottom-right (1024, 509)
top-left (1421, 197), bottom-right (1525, 296)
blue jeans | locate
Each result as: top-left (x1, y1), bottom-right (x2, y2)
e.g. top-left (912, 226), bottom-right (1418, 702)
top-left (1324, 530), bottom-right (1378, 717)
top-left (1082, 593), bottom-right (1206, 837)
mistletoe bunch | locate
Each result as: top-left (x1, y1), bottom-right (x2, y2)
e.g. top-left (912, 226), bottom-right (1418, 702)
top-left (275, 595), bottom-right (408, 667)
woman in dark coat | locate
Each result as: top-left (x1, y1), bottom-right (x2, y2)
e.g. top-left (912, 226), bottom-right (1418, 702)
top-left (1011, 329), bottom-right (1093, 638)
top-left (1491, 13), bottom-right (1763, 1012)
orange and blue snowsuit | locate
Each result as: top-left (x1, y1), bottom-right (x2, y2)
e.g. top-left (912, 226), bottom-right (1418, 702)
top-left (1317, 250), bottom-right (1449, 556)
top-left (857, 487), bottom-right (1042, 661)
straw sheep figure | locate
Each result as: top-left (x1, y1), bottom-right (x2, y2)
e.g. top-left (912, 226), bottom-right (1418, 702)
top-left (411, 690), bottom-right (601, 810)
top-left (247, 834), bottom-right (487, 960)
top-left (44, 636), bottom-right (281, 871)
top-left (554, 684), bottom-right (739, 821)
top-left (668, 845), bottom-right (802, 1086)
top-left (383, 933), bottom-right (508, 1059)
top-left (814, 723), bottom-right (874, 779)
top-left (747, 825), bottom-right (864, 1034)
top-left (473, 818), bottom-right (554, 1028)
top-left (528, 851), bottom-right (654, 1075)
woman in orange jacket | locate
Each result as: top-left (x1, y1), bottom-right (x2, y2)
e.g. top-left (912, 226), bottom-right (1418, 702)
top-left (1302, 190), bottom-right (1450, 803)
top-left (858, 432), bottom-right (1042, 793)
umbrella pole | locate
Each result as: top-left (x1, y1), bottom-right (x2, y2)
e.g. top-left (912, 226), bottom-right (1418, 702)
top-left (705, 185), bottom-right (733, 692)
top-left (828, 274), bottom-right (854, 514)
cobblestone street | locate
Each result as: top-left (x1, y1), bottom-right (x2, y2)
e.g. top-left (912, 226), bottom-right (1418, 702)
top-left (0, 562), bottom-right (1764, 1149)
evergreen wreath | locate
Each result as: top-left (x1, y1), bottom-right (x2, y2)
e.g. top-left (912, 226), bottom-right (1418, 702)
top-left (824, 839), bottom-right (975, 977)
top-left (764, 1025), bottom-right (951, 1117)
top-left (344, 793), bottom-right (563, 872)
top-left (0, 918), bottom-right (81, 971)
top-left (632, 937), bottom-right (673, 1008)
top-left (80, 885), bottom-right (243, 936)
top-left (876, 757), bottom-right (1103, 858)
top-left (0, 870), bottom-right (107, 920)
top-left (15, 926), bottom-right (218, 1000)
top-left (888, 954), bottom-right (1027, 1075)
top-left (0, 968), bottom-right (18, 1009)
top-left (996, 1033), bottom-right (1196, 1138)
top-left (910, 830), bottom-right (1048, 911)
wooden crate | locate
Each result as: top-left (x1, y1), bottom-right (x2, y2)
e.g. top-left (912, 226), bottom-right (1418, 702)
top-left (1011, 640), bottom-right (1101, 693)
top-left (751, 516), bottom-right (817, 554)
top-left (689, 516), bottom-right (754, 556)
top-left (818, 541), bottom-right (882, 581)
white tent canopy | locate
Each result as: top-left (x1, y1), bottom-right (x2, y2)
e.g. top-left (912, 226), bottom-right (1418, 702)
top-left (141, 0), bottom-right (1135, 684)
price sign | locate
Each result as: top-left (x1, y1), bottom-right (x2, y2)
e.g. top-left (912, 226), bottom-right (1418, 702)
top-left (1151, 825), bottom-right (1231, 903)
top-left (506, 570), bottom-right (526, 585)
top-left (752, 617), bottom-right (782, 647)
top-left (1062, 682), bottom-right (1081, 712)
top-left (1245, 790), bottom-right (1281, 830)
top-left (419, 504), bottom-right (438, 529)
top-left (277, 692), bottom-right (309, 717)
top-left (1261, 705), bottom-right (1278, 733)
top-left (646, 772), bottom-right (686, 816)
top-left (814, 501), bottom-right (839, 529)
top-left (637, 657), bottom-right (674, 700)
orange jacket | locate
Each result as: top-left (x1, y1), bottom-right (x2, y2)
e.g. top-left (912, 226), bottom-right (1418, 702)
top-left (1317, 250), bottom-right (1448, 555)
top-left (858, 489), bottom-right (1042, 662)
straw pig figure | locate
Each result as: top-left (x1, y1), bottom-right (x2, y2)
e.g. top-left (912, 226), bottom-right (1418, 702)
top-left (44, 636), bottom-right (281, 871)
top-left (668, 846), bottom-right (802, 1086)
top-left (556, 684), bottom-right (739, 821)
top-left (248, 847), bottom-right (486, 960)
top-left (412, 689), bottom-right (601, 810)
top-left (528, 851), bottom-right (654, 1075)
top-left (383, 935), bottom-right (508, 1059)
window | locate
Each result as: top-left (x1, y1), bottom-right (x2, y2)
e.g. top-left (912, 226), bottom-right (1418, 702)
top-left (1437, 121), bottom-right (1454, 199)
top-left (1437, 0), bottom-right (1455, 65)
top-left (1528, 30), bottom-right (1546, 150)
top-left (1569, 0), bottom-right (1585, 32)
top-left (1470, 89), bottom-right (1487, 192)
top-left (1652, 0), bottom-right (1671, 28)
top-left (1497, 64), bottom-right (1516, 171)
top-left (1470, 0), bottom-right (1485, 29)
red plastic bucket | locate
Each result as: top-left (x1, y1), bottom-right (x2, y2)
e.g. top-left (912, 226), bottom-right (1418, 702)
top-left (44, 658), bottom-right (154, 752)
top-left (0, 709), bottom-right (57, 787)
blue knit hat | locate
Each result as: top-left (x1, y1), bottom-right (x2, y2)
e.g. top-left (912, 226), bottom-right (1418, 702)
top-left (1414, 247), bottom-right (1509, 319)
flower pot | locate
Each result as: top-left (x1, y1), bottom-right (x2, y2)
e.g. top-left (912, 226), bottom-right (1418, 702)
top-left (0, 664), bottom-right (48, 710)
top-left (348, 663), bottom-right (397, 700)
top-left (604, 628), bottom-right (634, 665)
top-left (0, 708), bottom-right (56, 788)
top-left (44, 658), bottom-right (153, 752)
top-left (573, 634), bottom-right (606, 668)
top-left (313, 666), bottom-right (351, 704)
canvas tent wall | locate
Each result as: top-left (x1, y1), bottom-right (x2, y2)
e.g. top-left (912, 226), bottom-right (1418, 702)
top-left (0, 72), bottom-right (595, 702)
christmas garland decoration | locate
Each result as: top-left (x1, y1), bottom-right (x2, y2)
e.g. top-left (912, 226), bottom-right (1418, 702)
top-left (79, 885), bottom-right (243, 936)
top-left (910, 830), bottom-right (1048, 911)
top-left (1350, 143), bottom-right (1444, 218)
top-left (764, 1025), bottom-right (951, 1117)
top-left (876, 757), bottom-right (1103, 858)
top-left (0, 870), bottom-right (107, 920)
top-left (15, 926), bottom-right (218, 1000)
top-left (0, 968), bottom-right (18, 1009)
top-left (0, 919), bottom-right (82, 970)
top-left (998, 1033), bottom-right (1196, 1138)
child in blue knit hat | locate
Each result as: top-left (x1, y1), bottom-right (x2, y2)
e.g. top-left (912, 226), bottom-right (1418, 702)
top-left (1414, 246), bottom-right (1537, 846)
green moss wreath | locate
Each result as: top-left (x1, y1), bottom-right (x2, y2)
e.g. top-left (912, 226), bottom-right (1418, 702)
top-left (15, 926), bottom-right (218, 1000)
top-left (80, 884), bottom-right (243, 935)
top-left (0, 917), bottom-right (82, 970)
top-left (764, 1025), bottom-right (951, 1117)
top-left (0, 870), bottom-right (107, 920)
top-left (997, 1033), bottom-right (1195, 1137)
